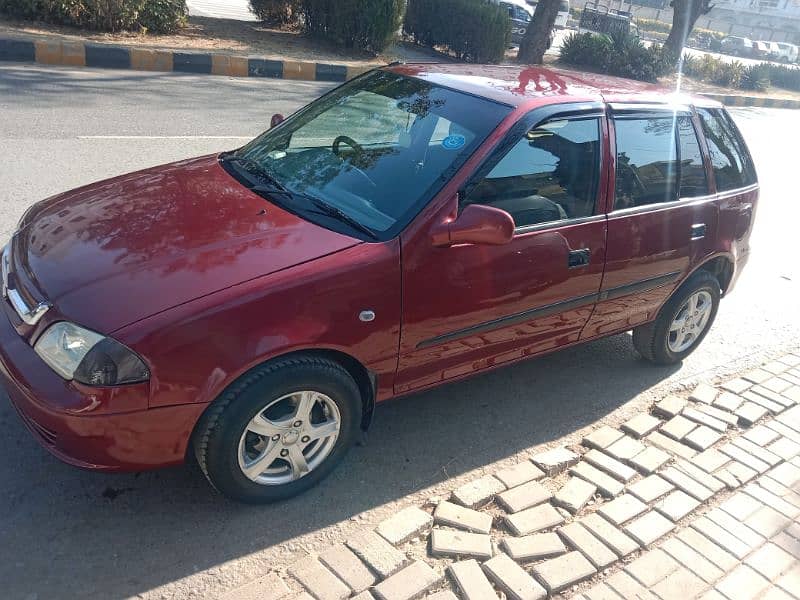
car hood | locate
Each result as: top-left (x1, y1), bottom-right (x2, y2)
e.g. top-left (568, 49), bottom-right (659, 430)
top-left (14, 155), bottom-right (361, 333)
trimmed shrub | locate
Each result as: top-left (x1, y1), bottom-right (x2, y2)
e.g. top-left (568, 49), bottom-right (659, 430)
top-left (248, 0), bottom-right (300, 26)
top-left (0, 0), bottom-right (186, 33)
top-left (559, 31), bottom-right (671, 83)
top-left (684, 54), bottom-right (800, 92)
top-left (404, 0), bottom-right (510, 63)
top-left (741, 64), bottom-right (771, 92)
top-left (303, 0), bottom-right (405, 54)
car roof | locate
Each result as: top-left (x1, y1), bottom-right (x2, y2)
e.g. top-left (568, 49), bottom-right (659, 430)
top-left (384, 63), bottom-right (720, 110)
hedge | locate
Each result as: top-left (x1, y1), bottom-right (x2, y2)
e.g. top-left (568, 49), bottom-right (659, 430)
top-left (248, 0), bottom-right (299, 26)
top-left (559, 31), bottom-right (671, 83)
top-left (683, 53), bottom-right (800, 92)
top-left (303, 0), bottom-right (405, 54)
top-left (0, 0), bottom-right (186, 33)
top-left (404, 0), bottom-right (510, 63)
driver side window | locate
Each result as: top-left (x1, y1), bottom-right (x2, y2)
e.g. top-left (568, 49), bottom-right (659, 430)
top-left (464, 117), bottom-right (601, 229)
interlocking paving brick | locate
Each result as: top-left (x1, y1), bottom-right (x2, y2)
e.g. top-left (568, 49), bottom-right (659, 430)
top-left (743, 424), bottom-right (781, 446)
top-left (606, 436), bottom-right (647, 462)
top-left (579, 512), bottom-right (640, 558)
top-left (714, 469), bottom-right (740, 490)
top-left (494, 461), bottom-right (544, 489)
top-left (629, 445), bottom-right (671, 475)
top-left (598, 493), bottom-right (647, 525)
top-left (531, 447), bottom-right (579, 477)
top-left (651, 566), bottom-right (706, 600)
top-left (224, 573), bottom-right (290, 600)
top-left (654, 395), bottom-right (687, 419)
top-left (451, 475), bottom-right (505, 509)
top-left (661, 415), bottom-right (697, 441)
top-left (288, 556), bottom-right (351, 600)
top-left (605, 570), bottom-right (657, 600)
top-left (758, 476), bottom-right (800, 508)
top-left (533, 550), bottom-right (596, 594)
top-left (430, 529), bottom-right (492, 560)
top-left (583, 425), bottom-right (625, 451)
top-left (691, 383), bottom-right (718, 404)
top-left (745, 483), bottom-right (800, 518)
top-left (660, 537), bottom-right (724, 584)
top-left (767, 420), bottom-right (800, 444)
top-left (448, 559), bottom-right (497, 600)
top-left (695, 403), bottom-right (740, 427)
top-left (735, 401), bottom-right (770, 427)
top-left (625, 548), bottom-right (679, 586)
top-left (552, 477), bottom-right (596, 514)
top-left (655, 490), bottom-right (700, 522)
top-left (501, 532), bottom-right (566, 562)
top-left (675, 459), bottom-right (726, 493)
top-left (646, 431), bottom-right (697, 459)
top-left (714, 565), bottom-right (770, 600)
top-left (623, 510), bottom-right (674, 547)
top-left (433, 501), bottom-right (492, 534)
top-left (497, 480), bottom-right (552, 513)
top-left (777, 565), bottom-right (800, 600)
top-left (583, 449), bottom-right (637, 482)
top-left (288, 593), bottom-right (314, 600)
top-left (660, 467), bottom-right (714, 501)
top-left (690, 517), bottom-right (750, 559)
top-left (373, 560), bottom-right (442, 600)
top-left (722, 460), bottom-right (758, 487)
top-left (683, 407), bottom-right (728, 432)
top-left (677, 527), bottom-right (738, 570)
top-left (760, 587), bottom-right (795, 600)
top-left (781, 354), bottom-right (800, 367)
top-left (732, 437), bottom-right (782, 467)
top-left (743, 368), bottom-right (772, 384)
top-left (557, 522), bottom-right (617, 569)
top-left (692, 448), bottom-right (730, 473)
top-left (684, 425), bottom-right (722, 451)
top-left (319, 545), bottom-right (377, 594)
top-left (768, 460), bottom-right (800, 486)
top-left (377, 507), bottom-right (433, 545)
top-left (570, 461), bottom-right (625, 497)
top-left (705, 508), bottom-right (764, 548)
top-left (713, 391), bottom-right (744, 412)
top-left (719, 492), bottom-right (763, 521)
top-left (768, 437), bottom-right (800, 461)
top-left (763, 360), bottom-right (790, 374)
top-left (742, 390), bottom-right (784, 414)
top-left (628, 474), bottom-right (674, 503)
top-left (346, 531), bottom-right (410, 579)
top-left (622, 414), bottom-right (662, 439)
top-left (784, 386), bottom-right (800, 404)
top-left (745, 505), bottom-right (792, 539)
top-left (774, 532), bottom-right (800, 560)
top-left (482, 554), bottom-right (546, 600)
top-left (581, 582), bottom-right (622, 600)
top-left (763, 377), bottom-right (794, 394)
top-left (721, 378), bottom-right (751, 394)
top-left (505, 502), bottom-right (564, 536)
top-left (719, 443), bottom-right (769, 474)
top-left (423, 592), bottom-right (454, 600)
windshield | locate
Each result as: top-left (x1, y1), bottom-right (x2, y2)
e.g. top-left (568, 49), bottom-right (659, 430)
top-left (231, 71), bottom-right (511, 241)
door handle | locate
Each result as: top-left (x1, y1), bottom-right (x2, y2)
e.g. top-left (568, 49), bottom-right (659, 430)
top-left (568, 248), bottom-right (591, 269)
top-left (691, 223), bottom-right (707, 240)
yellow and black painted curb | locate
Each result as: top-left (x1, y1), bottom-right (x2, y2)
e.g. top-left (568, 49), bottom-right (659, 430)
top-left (0, 35), bottom-right (374, 82)
top-left (699, 92), bottom-right (800, 109)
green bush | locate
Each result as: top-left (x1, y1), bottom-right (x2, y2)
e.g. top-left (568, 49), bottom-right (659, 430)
top-left (0, 0), bottom-right (186, 32)
top-left (248, 0), bottom-right (299, 26)
top-left (559, 32), bottom-right (671, 83)
top-left (741, 64), bottom-right (771, 92)
top-left (635, 17), bottom-right (670, 35)
top-left (685, 55), bottom-right (800, 92)
top-left (404, 0), bottom-right (510, 63)
top-left (303, 0), bottom-right (405, 54)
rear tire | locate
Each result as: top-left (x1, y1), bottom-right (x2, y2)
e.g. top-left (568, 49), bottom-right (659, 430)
top-left (193, 356), bottom-right (361, 503)
top-left (633, 271), bottom-right (721, 366)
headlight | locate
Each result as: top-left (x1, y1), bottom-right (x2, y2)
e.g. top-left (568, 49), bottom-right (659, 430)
top-left (34, 322), bottom-right (150, 386)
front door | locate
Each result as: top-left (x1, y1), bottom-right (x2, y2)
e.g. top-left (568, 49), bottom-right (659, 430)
top-left (396, 108), bottom-right (610, 394)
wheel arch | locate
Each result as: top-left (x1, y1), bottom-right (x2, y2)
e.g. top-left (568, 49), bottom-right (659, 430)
top-left (690, 254), bottom-right (735, 296)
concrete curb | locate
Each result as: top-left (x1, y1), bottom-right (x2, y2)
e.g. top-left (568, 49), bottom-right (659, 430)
top-left (0, 35), bottom-right (374, 82)
top-left (700, 92), bottom-right (800, 109)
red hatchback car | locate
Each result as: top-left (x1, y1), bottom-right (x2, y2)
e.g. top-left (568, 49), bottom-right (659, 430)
top-left (1, 65), bottom-right (757, 502)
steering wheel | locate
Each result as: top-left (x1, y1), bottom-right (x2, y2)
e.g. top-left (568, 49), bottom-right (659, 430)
top-left (332, 135), bottom-right (364, 160)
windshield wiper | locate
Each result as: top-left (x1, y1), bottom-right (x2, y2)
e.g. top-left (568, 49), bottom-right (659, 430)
top-left (221, 154), bottom-right (287, 191)
top-left (304, 195), bottom-right (379, 241)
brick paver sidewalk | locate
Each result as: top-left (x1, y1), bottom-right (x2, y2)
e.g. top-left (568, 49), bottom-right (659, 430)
top-left (225, 351), bottom-right (800, 600)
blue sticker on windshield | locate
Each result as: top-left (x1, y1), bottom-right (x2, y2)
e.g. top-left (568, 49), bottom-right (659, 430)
top-left (442, 134), bottom-right (466, 150)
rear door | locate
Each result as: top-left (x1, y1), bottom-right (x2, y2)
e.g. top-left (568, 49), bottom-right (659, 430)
top-left (583, 104), bottom-right (717, 338)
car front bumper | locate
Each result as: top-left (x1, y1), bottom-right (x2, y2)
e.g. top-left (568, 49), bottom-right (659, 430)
top-left (0, 301), bottom-right (207, 471)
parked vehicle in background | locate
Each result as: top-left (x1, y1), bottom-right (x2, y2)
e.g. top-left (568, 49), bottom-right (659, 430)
top-left (496, 0), bottom-right (533, 46)
top-left (760, 41), bottom-right (781, 60)
top-left (775, 42), bottom-right (800, 63)
top-left (526, 0), bottom-right (571, 29)
top-left (578, 4), bottom-right (639, 38)
top-left (720, 35), bottom-right (754, 58)
top-left (2, 64), bottom-right (759, 503)
top-left (752, 40), bottom-right (770, 59)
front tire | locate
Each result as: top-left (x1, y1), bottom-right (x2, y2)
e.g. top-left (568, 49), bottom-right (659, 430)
top-left (193, 356), bottom-right (361, 503)
top-left (633, 271), bottom-right (721, 365)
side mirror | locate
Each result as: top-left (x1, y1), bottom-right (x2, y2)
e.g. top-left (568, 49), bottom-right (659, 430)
top-left (432, 204), bottom-right (515, 248)
top-left (270, 113), bottom-right (285, 128)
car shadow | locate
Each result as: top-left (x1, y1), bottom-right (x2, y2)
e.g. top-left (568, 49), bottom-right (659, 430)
top-left (0, 332), bottom-right (680, 600)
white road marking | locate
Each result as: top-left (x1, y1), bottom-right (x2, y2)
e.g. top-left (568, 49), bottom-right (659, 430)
top-left (77, 135), bottom-right (254, 140)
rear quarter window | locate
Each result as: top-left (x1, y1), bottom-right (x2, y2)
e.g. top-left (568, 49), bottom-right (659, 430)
top-left (696, 108), bottom-right (757, 192)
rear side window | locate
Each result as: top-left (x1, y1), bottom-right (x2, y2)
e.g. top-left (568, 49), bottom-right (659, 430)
top-left (697, 108), bottom-right (757, 192)
top-left (677, 117), bottom-right (708, 198)
top-left (614, 117), bottom-right (678, 209)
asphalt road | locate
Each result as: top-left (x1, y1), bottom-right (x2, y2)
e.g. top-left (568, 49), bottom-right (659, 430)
top-left (0, 64), bottom-right (798, 600)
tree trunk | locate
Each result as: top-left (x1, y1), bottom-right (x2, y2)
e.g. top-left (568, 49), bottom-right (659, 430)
top-left (517, 0), bottom-right (560, 64)
top-left (664, 0), bottom-right (712, 59)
